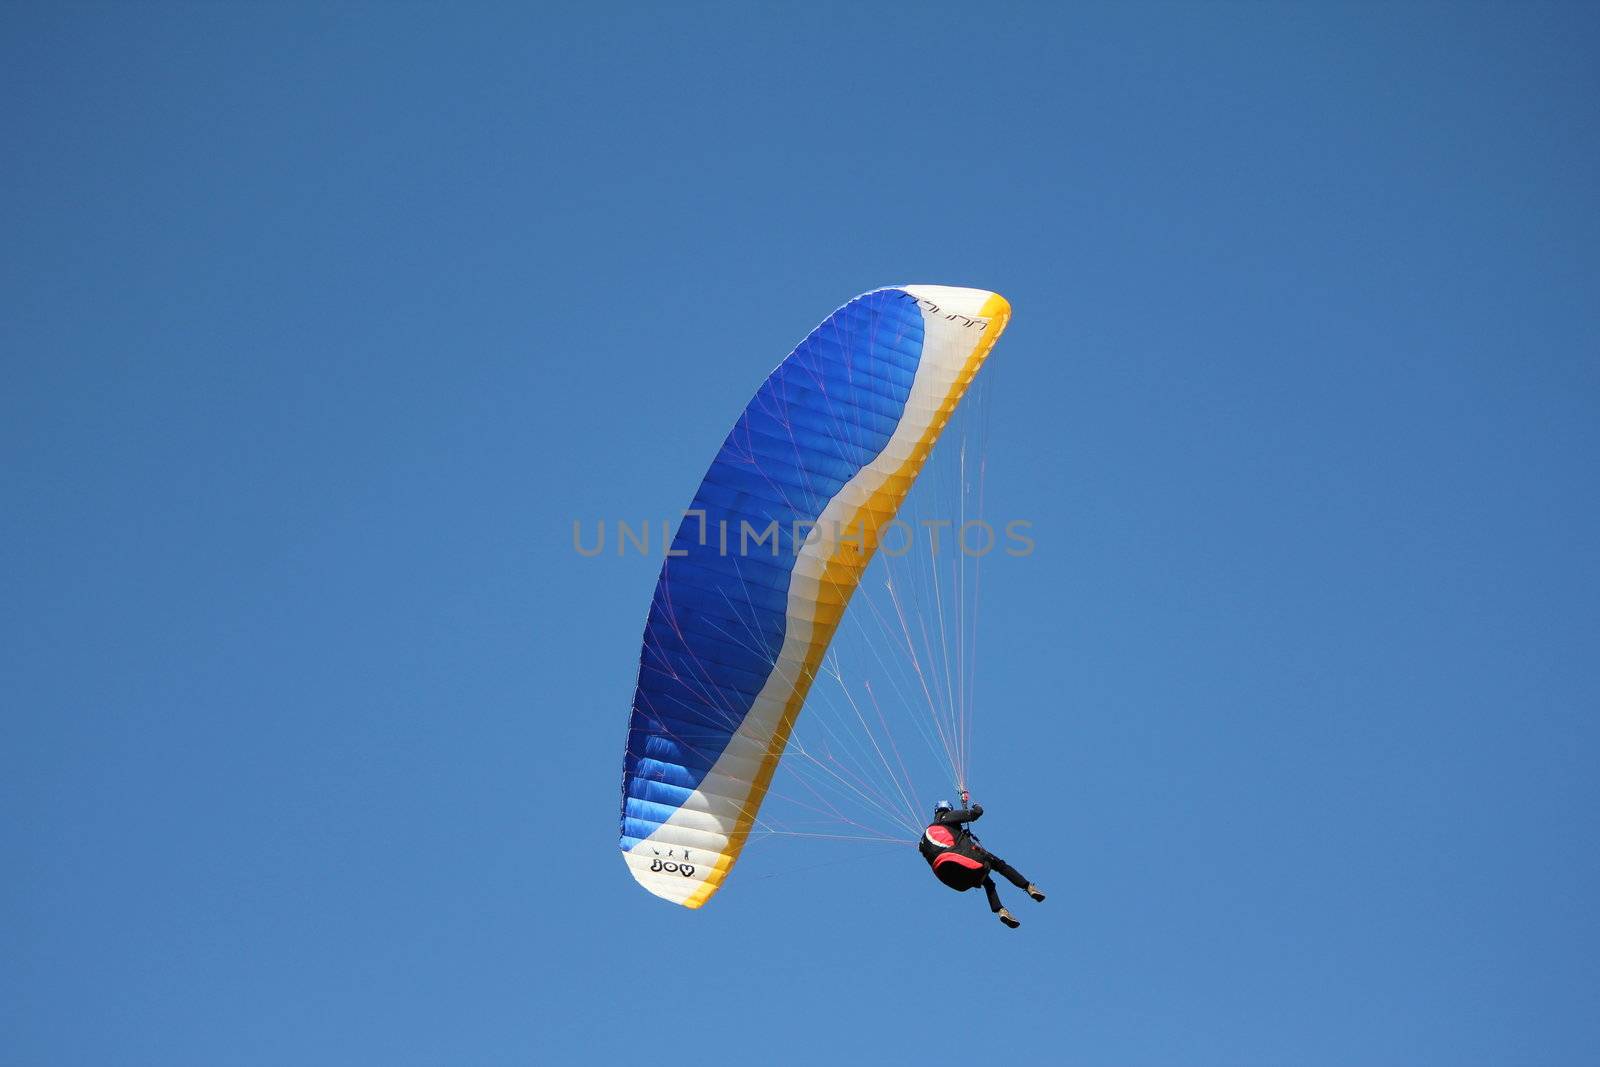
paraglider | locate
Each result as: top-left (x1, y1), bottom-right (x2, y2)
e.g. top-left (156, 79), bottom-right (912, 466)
top-left (918, 797), bottom-right (1045, 928)
top-left (618, 285), bottom-right (1012, 909)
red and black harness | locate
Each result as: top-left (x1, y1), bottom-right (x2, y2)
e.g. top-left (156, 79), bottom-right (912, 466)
top-left (920, 822), bottom-right (991, 891)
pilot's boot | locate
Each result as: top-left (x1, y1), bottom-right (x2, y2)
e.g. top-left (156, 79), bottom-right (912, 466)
top-left (997, 907), bottom-right (1020, 928)
top-left (1027, 884), bottom-right (1046, 902)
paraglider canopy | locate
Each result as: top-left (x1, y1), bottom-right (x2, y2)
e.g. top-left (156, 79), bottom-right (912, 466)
top-left (619, 285), bottom-right (1011, 908)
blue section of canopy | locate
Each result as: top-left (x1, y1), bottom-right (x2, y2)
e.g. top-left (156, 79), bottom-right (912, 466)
top-left (620, 288), bottom-right (926, 849)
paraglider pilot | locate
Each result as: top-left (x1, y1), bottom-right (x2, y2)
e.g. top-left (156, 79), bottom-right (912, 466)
top-left (919, 799), bottom-right (1045, 928)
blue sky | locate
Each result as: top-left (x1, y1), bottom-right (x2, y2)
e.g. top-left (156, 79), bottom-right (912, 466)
top-left (4, 2), bottom-right (1598, 1064)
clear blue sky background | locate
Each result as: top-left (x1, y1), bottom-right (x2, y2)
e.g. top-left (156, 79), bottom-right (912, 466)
top-left (5, 3), bottom-right (1597, 1064)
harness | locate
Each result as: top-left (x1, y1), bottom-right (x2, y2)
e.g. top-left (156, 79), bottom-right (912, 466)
top-left (924, 822), bottom-right (990, 889)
